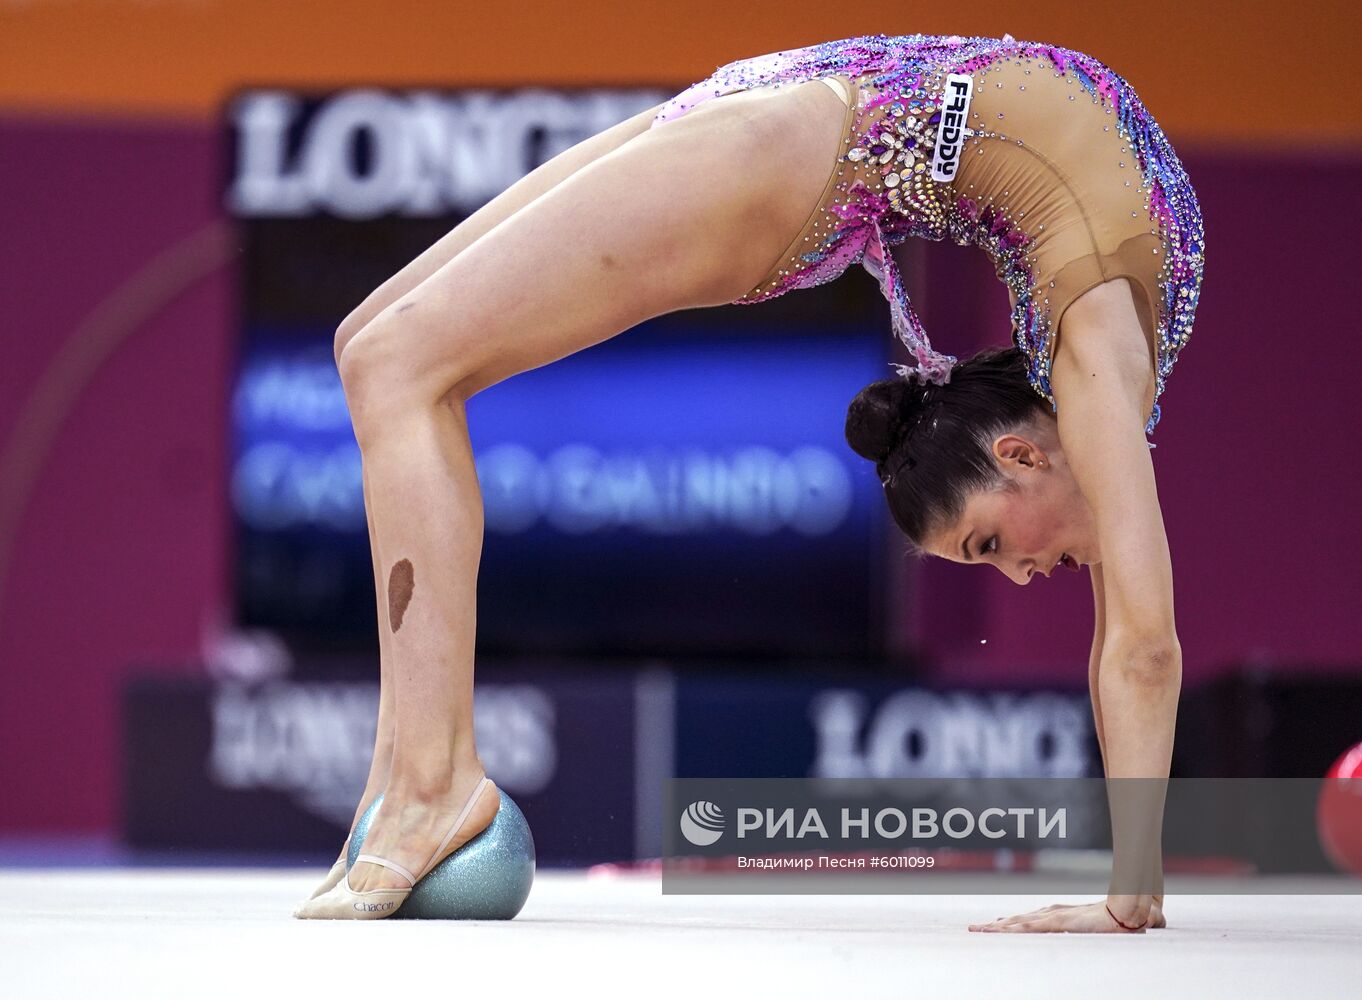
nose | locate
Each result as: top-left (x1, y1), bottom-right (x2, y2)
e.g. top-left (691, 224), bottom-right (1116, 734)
top-left (1000, 561), bottom-right (1032, 586)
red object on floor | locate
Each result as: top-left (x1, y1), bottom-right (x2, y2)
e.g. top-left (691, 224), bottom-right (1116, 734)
top-left (1317, 742), bottom-right (1362, 876)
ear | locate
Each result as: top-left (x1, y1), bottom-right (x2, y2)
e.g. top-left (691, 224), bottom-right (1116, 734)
top-left (991, 432), bottom-right (1048, 470)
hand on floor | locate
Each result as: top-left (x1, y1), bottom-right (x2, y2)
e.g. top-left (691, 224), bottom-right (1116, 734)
top-left (968, 899), bottom-right (1158, 933)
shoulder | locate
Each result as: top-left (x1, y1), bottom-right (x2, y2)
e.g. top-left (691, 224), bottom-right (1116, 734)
top-left (1053, 279), bottom-right (1157, 425)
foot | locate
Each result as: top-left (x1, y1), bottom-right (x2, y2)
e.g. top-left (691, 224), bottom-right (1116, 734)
top-left (305, 778), bottom-right (389, 900)
top-left (344, 770), bottom-right (500, 894)
top-left (305, 844), bottom-right (350, 901)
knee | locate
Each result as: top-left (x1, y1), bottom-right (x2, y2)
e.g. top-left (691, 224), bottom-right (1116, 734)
top-left (336, 313), bottom-right (414, 441)
top-left (337, 311), bottom-right (475, 445)
top-left (337, 318), bottom-right (410, 442)
top-left (333, 306), bottom-right (369, 369)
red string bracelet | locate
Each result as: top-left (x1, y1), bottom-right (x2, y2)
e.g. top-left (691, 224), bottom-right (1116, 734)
top-left (1105, 903), bottom-right (1147, 931)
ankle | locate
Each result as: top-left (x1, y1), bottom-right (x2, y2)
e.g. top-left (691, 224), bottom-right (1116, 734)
top-left (387, 754), bottom-right (484, 804)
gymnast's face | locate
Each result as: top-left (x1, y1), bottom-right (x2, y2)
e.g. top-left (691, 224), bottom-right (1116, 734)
top-left (921, 430), bottom-right (1098, 585)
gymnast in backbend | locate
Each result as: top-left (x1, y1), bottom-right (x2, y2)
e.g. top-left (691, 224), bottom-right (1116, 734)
top-left (295, 32), bottom-right (1203, 931)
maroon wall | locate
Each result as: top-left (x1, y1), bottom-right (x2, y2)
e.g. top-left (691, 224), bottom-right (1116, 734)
top-left (0, 113), bottom-right (1357, 835)
top-left (0, 116), bottom-right (232, 832)
top-left (913, 150), bottom-right (1362, 684)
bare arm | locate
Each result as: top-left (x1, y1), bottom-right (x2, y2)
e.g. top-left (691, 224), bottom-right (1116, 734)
top-left (1088, 563), bottom-right (1108, 775)
top-left (969, 280), bottom-right (1176, 934)
top-left (1051, 279), bottom-right (1181, 926)
top-left (1087, 560), bottom-right (1166, 919)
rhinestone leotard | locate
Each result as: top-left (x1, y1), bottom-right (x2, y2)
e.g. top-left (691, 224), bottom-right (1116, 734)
top-left (651, 33), bottom-right (1205, 433)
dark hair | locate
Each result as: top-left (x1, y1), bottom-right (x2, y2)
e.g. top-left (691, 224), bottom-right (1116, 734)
top-left (844, 346), bottom-right (1051, 546)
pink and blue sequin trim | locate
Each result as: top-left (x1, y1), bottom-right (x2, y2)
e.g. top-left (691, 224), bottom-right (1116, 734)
top-left (653, 33), bottom-right (1205, 433)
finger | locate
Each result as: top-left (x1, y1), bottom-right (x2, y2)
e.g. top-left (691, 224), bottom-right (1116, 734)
top-left (999, 919), bottom-right (1046, 933)
top-left (1014, 911), bottom-right (1072, 933)
top-left (971, 915), bottom-right (1014, 931)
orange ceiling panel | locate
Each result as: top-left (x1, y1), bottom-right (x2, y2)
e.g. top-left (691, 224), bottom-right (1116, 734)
top-left (0, 0), bottom-right (1357, 146)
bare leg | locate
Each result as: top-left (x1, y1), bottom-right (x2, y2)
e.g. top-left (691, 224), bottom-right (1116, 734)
top-left (333, 100), bottom-right (669, 361)
top-left (315, 105), bottom-right (672, 875)
top-left (302, 470), bottom-right (396, 901)
top-left (315, 77), bottom-right (851, 896)
top-left (347, 468), bottom-right (398, 832)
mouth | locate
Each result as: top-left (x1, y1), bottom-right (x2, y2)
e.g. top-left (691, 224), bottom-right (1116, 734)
top-left (1056, 553), bottom-right (1080, 573)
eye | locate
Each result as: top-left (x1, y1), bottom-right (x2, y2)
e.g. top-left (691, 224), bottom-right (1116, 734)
top-left (981, 536), bottom-right (998, 558)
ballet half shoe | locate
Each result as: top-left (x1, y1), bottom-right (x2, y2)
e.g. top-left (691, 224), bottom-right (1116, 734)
top-left (304, 835), bottom-right (352, 901)
top-left (293, 775), bottom-right (494, 920)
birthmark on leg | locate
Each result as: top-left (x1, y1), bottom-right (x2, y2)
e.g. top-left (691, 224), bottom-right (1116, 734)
top-left (388, 559), bottom-right (415, 632)
top-left (395, 300), bottom-right (418, 314)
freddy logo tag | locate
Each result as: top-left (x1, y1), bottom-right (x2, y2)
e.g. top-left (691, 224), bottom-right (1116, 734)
top-left (931, 73), bottom-right (975, 182)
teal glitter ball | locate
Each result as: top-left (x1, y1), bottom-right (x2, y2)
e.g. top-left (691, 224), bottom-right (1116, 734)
top-left (347, 787), bottom-right (535, 919)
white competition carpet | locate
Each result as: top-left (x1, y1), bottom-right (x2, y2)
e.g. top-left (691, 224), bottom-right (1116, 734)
top-left (5, 868), bottom-right (1360, 998)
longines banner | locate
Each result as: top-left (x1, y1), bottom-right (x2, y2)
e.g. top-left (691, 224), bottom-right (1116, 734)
top-left (122, 668), bottom-right (1101, 866)
top-left (123, 669), bottom-right (642, 866)
top-left (123, 667), bottom-right (1357, 876)
top-left (226, 86), bottom-right (669, 219)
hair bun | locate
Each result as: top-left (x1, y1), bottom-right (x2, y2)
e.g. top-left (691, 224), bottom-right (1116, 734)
top-left (844, 378), bottom-right (920, 465)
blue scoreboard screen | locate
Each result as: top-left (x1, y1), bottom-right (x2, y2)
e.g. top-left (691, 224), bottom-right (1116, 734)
top-left (227, 86), bottom-right (894, 661)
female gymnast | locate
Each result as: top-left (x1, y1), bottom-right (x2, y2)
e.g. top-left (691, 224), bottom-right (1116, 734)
top-left (294, 32), bottom-right (1204, 932)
